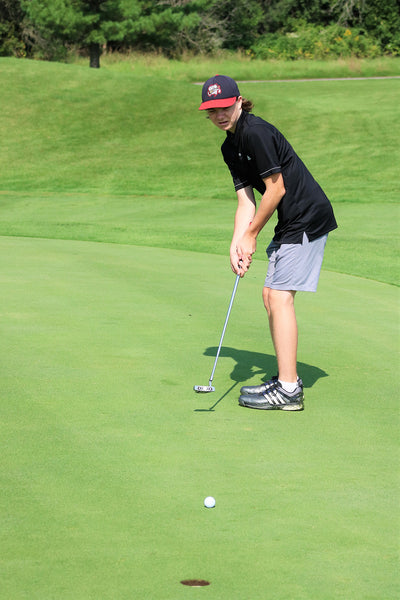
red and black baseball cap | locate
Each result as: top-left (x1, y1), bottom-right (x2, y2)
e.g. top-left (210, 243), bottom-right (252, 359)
top-left (199, 75), bottom-right (240, 110)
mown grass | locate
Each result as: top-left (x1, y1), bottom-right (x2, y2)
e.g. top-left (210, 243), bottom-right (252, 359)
top-left (1, 237), bottom-right (398, 600)
top-left (1, 57), bottom-right (398, 201)
top-left (0, 57), bottom-right (398, 284)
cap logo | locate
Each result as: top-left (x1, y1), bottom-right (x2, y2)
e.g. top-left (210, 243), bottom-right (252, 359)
top-left (207, 83), bottom-right (222, 98)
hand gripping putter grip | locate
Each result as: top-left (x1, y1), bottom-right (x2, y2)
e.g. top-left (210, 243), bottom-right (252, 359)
top-left (194, 273), bottom-right (240, 393)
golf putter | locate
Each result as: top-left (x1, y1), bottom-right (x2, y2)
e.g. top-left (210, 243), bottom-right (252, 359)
top-left (194, 272), bottom-right (240, 393)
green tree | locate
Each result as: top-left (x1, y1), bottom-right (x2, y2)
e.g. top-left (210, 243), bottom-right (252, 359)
top-left (21, 0), bottom-right (143, 67)
top-left (331, 0), bottom-right (400, 52)
top-left (132, 0), bottom-right (226, 55)
top-left (256, 0), bottom-right (399, 54)
top-left (258, 0), bottom-right (333, 33)
top-left (213, 0), bottom-right (264, 49)
top-left (0, 0), bottom-right (26, 56)
top-left (4, 0), bottom-right (399, 60)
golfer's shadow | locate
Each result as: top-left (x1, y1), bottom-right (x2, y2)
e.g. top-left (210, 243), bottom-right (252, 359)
top-left (195, 346), bottom-right (328, 411)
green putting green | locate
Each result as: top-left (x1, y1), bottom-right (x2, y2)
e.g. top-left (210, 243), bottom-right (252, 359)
top-left (1, 235), bottom-right (398, 599)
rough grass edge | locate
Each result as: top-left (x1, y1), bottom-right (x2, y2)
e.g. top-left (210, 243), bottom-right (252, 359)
top-left (65, 50), bottom-right (400, 80)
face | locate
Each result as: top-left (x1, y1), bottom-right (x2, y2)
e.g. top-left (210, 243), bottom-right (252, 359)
top-left (206, 97), bottom-right (242, 133)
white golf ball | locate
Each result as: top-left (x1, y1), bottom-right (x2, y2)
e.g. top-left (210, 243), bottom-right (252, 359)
top-left (204, 496), bottom-right (216, 508)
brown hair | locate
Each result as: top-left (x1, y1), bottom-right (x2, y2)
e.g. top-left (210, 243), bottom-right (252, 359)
top-left (242, 98), bottom-right (254, 112)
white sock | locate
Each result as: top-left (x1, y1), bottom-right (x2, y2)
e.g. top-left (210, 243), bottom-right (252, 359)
top-left (278, 380), bottom-right (298, 393)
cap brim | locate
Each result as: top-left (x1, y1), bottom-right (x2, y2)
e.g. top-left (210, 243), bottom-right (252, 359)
top-left (198, 96), bottom-right (237, 111)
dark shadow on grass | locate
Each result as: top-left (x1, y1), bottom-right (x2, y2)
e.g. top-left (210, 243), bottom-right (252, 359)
top-left (194, 381), bottom-right (239, 412)
top-left (194, 346), bottom-right (328, 412)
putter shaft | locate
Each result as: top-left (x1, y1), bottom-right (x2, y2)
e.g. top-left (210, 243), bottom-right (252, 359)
top-left (208, 273), bottom-right (240, 386)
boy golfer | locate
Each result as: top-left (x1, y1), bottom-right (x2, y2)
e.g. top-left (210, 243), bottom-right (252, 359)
top-left (199, 75), bottom-right (337, 411)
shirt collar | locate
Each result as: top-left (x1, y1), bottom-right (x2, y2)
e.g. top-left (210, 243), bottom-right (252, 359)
top-left (226, 110), bottom-right (247, 144)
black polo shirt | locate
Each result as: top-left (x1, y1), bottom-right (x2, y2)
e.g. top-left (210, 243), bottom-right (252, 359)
top-left (221, 111), bottom-right (337, 244)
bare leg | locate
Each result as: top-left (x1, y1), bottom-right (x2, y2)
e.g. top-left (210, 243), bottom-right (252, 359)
top-left (263, 287), bottom-right (298, 382)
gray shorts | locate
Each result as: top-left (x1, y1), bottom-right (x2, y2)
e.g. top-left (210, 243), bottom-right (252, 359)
top-left (264, 232), bottom-right (328, 292)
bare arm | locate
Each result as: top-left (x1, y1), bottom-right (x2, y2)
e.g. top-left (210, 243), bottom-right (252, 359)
top-left (230, 186), bottom-right (256, 274)
top-left (235, 173), bottom-right (286, 276)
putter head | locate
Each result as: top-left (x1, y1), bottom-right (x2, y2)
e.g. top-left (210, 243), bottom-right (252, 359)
top-left (193, 385), bottom-right (215, 393)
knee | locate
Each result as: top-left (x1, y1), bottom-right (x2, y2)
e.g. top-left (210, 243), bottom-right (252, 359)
top-left (264, 288), bottom-right (295, 317)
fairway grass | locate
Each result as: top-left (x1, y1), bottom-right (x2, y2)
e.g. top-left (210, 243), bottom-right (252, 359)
top-left (1, 58), bottom-right (399, 288)
top-left (1, 237), bottom-right (398, 599)
top-left (1, 59), bottom-right (399, 205)
top-left (0, 192), bottom-right (398, 286)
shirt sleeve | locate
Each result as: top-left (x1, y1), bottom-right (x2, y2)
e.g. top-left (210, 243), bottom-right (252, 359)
top-left (227, 166), bottom-right (249, 191)
top-left (244, 124), bottom-right (282, 179)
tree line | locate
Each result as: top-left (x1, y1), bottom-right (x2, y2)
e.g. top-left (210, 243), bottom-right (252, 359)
top-left (1, 0), bottom-right (399, 67)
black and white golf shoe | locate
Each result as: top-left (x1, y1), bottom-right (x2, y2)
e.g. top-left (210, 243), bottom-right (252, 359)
top-left (240, 376), bottom-right (303, 396)
top-left (238, 380), bottom-right (304, 411)
top-left (239, 376), bottom-right (278, 395)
